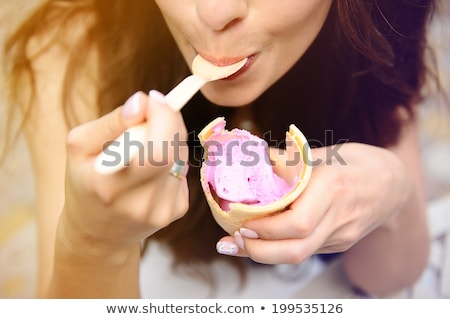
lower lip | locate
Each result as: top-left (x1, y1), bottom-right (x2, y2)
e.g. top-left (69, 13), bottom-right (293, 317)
top-left (221, 55), bottom-right (255, 81)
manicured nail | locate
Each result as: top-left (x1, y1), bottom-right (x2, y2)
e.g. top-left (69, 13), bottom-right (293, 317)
top-left (216, 242), bottom-right (238, 255)
top-left (122, 92), bottom-right (141, 119)
top-left (240, 228), bottom-right (259, 239)
top-left (149, 90), bottom-right (167, 104)
top-left (234, 231), bottom-right (245, 251)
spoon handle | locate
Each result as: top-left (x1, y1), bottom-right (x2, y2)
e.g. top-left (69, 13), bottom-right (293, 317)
top-left (94, 74), bottom-right (207, 174)
top-left (94, 123), bottom-right (147, 175)
top-left (166, 74), bottom-right (206, 111)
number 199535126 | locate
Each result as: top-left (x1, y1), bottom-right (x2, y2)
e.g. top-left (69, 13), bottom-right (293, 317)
top-left (271, 303), bottom-right (343, 314)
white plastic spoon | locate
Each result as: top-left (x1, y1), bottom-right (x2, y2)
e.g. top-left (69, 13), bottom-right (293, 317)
top-left (94, 55), bottom-right (248, 174)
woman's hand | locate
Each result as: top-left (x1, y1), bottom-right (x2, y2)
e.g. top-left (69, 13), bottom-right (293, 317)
top-left (48, 91), bottom-right (189, 297)
top-left (60, 91), bottom-right (189, 253)
top-left (217, 142), bottom-right (411, 263)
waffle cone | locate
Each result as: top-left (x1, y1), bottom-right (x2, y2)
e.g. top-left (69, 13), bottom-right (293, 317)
top-left (199, 117), bottom-right (312, 235)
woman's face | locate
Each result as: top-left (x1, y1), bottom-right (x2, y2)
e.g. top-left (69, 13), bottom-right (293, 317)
top-left (154, 0), bottom-right (332, 106)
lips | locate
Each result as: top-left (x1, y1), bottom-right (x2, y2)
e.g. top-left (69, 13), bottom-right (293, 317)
top-left (193, 51), bottom-right (256, 81)
top-left (221, 55), bottom-right (254, 80)
top-left (196, 52), bottom-right (250, 67)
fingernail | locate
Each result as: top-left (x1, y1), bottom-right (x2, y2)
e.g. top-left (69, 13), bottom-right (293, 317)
top-left (122, 92), bottom-right (141, 119)
top-left (216, 242), bottom-right (238, 255)
top-left (149, 90), bottom-right (167, 104)
top-left (240, 228), bottom-right (259, 239)
top-left (234, 231), bottom-right (245, 251)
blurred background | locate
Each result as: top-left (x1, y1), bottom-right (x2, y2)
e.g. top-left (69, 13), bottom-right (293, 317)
top-left (0, 1), bottom-right (449, 298)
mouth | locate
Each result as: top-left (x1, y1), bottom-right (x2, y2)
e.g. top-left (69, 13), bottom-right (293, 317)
top-left (195, 52), bottom-right (250, 66)
top-left (221, 55), bottom-right (255, 80)
top-left (194, 52), bottom-right (256, 80)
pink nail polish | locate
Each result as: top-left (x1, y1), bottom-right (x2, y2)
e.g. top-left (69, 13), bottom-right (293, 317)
top-left (122, 92), bottom-right (141, 119)
top-left (149, 90), bottom-right (167, 104)
top-left (240, 228), bottom-right (259, 239)
top-left (234, 231), bottom-right (245, 251)
top-left (216, 242), bottom-right (238, 255)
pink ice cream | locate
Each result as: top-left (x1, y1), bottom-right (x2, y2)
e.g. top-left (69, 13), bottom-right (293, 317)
top-left (203, 121), bottom-right (294, 211)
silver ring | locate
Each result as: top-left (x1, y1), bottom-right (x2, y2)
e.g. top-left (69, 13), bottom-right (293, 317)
top-left (169, 161), bottom-right (189, 180)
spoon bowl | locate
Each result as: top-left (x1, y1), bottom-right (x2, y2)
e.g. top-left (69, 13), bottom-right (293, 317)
top-left (192, 55), bottom-right (247, 81)
top-left (165, 55), bottom-right (247, 111)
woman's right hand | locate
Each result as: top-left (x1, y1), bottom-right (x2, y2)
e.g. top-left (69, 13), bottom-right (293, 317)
top-left (59, 91), bottom-right (189, 257)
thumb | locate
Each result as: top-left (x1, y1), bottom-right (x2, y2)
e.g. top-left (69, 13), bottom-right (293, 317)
top-left (66, 91), bottom-right (148, 157)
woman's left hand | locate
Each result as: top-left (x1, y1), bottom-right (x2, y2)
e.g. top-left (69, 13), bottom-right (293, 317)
top-left (216, 142), bottom-right (411, 264)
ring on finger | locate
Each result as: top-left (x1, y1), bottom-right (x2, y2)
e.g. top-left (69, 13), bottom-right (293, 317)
top-left (169, 161), bottom-right (189, 180)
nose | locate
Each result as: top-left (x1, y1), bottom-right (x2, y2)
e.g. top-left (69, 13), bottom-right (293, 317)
top-left (196, 0), bottom-right (248, 31)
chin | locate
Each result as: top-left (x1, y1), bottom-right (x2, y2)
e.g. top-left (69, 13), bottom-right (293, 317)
top-left (200, 85), bottom-right (263, 107)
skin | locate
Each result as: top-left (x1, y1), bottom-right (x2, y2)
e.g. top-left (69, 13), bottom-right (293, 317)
top-left (23, 0), bottom-right (428, 298)
top-left (155, 0), bottom-right (333, 106)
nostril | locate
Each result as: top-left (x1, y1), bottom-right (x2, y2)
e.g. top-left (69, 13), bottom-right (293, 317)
top-left (196, 0), bottom-right (248, 32)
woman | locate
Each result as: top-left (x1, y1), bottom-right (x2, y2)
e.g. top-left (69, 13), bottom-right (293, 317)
top-left (3, 0), bottom-right (434, 298)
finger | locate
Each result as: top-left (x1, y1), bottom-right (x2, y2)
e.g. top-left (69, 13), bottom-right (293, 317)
top-left (124, 91), bottom-right (188, 180)
top-left (242, 173), bottom-right (331, 240)
top-left (67, 92), bottom-right (148, 157)
top-left (240, 219), bottom-right (334, 264)
top-left (216, 236), bottom-right (248, 257)
top-left (164, 167), bottom-right (190, 219)
top-left (88, 91), bottom-right (188, 193)
top-left (111, 172), bottom-right (190, 235)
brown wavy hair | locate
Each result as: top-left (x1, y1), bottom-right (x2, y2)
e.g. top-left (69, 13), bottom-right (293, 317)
top-left (3, 0), bottom-right (436, 278)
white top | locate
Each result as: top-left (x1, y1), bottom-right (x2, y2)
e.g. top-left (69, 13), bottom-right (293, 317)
top-left (140, 241), bottom-right (326, 298)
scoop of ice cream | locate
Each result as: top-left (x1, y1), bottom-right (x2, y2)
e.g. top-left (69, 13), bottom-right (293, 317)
top-left (203, 121), bottom-right (294, 211)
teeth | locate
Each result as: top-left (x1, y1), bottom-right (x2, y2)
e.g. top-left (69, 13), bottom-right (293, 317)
top-left (198, 117), bottom-right (312, 235)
